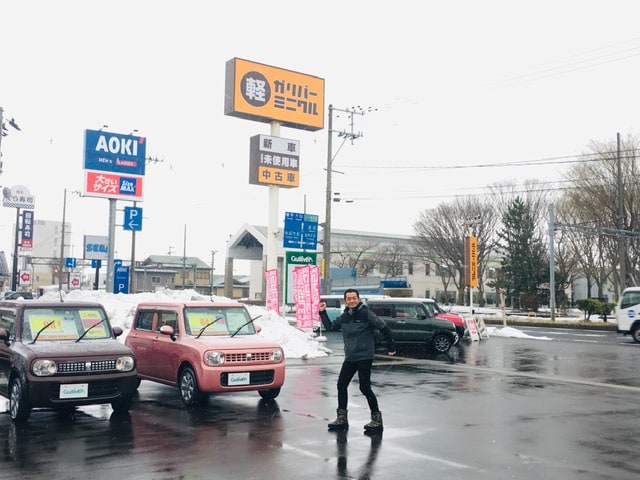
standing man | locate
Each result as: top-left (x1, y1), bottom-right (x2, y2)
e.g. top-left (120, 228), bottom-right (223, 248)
top-left (319, 288), bottom-right (396, 433)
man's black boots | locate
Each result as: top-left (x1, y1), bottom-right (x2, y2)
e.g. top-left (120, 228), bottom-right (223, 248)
top-left (364, 411), bottom-right (383, 432)
top-left (328, 408), bottom-right (349, 430)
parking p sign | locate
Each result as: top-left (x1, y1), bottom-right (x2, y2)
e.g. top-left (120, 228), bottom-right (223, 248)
top-left (123, 206), bottom-right (143, 231)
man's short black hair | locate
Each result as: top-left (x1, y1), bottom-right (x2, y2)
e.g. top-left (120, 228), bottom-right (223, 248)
top-left (343, 288), bottom-right (360, 300)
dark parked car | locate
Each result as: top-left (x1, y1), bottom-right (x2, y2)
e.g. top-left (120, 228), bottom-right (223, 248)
top-left (366, 298), bottom-right (459, 353)
top-left (0, 300), bottom-right (137, 422)
top-left (1, 291), bottom-right (34, 300)
top-left (315, 294), bottom-right (390, 333)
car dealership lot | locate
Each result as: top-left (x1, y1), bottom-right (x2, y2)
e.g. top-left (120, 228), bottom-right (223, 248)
top-left (1, 330), bottom-right (640, 479)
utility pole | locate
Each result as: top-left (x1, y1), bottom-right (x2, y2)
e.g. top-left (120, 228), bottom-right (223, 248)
top-left (322, 105), bottom-right (367, 294)
top-left (58, 189), bottom-right (67, 292)
top-left (617, 132), bottom-right (626, 292)
top-left (182, 224), bottom-right (187, 289)
top-left (210, 250), bottom-right (217, 295)
top-left (129, 156), bottom-right (162, 294)
top-left (549, 203), bottom-right (556, 321)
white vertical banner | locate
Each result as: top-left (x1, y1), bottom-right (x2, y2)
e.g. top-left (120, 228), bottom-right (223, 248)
top-left (465, 316), bottom-right (480, 341)
top-left (69, 272), bottom-right (82, 290)
top-left (264, 269), bottom-right (280, 314)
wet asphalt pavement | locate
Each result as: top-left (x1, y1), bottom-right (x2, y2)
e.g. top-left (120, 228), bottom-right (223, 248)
top-left (2, 330), bottom-right (640, 480)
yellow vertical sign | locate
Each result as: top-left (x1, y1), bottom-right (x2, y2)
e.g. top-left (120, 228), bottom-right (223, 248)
top-left (465, 236), bottom-right (479, 288)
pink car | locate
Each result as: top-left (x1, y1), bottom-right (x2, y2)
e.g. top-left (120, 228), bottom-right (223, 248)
top-left (125, 301), bottom-right (285, 406)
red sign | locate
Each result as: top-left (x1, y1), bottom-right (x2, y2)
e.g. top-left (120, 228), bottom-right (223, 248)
top-left (71, 278), bottom-right (80, 287)
top-left (84, 170), bottom-right (144, 201)
top-left (19, 271), bottom-right (31, 285)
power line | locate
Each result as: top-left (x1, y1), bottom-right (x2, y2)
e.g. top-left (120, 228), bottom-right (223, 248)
top-left (345, 148), bottom-right (635, 172)
top-left (490, 37), bottom-right (640, 88)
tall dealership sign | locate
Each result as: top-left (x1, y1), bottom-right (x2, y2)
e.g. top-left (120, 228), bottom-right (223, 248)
top-left (464, 236), bottom-right (478, 288)
top-left (225, 57), bottom-right (324, 131)
top-left (249, 134), bottom-right (300, 188)
top-left (83, 129), bottom-right (146, 201)
top-left (224, 57), bottom-right (325, 284)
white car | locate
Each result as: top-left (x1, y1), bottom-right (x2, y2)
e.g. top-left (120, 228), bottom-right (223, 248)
top-left (616, 287), bottom-right (640, 342)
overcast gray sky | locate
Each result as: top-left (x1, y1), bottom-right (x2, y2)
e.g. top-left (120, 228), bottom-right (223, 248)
top-left (2, 0), bottom-right (640, 273)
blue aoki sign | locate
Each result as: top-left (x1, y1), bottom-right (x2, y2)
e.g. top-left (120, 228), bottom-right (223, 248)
top-left (83, 129), bottom-right (147, 176)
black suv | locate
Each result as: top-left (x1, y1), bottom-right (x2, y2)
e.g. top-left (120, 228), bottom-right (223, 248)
top-left (365, 298), bottom-right (459, 353)
top-left (0, 300), bottom-right (137, 422)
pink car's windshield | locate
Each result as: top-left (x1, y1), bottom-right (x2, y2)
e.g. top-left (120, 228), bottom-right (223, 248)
top-left (184, 307), bottom-right (256, 336)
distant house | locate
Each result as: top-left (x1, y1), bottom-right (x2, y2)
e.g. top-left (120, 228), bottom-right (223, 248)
top-left (132, 255), bottom-right (249, 298)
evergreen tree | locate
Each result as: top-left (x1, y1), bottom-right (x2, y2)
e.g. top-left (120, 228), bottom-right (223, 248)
top-left (497, 197), bottom-right (548, 310)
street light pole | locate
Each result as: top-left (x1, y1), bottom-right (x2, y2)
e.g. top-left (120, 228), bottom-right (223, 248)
top-left (11, 207), bottom-right (20, 291)
top-left (462, 216), bottom-right (481, 310)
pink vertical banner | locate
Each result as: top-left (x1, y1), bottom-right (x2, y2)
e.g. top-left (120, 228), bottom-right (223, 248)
top-left (293, 265), bottom-right (313, 329)
top-left (309, 265), bottom-right (321, 323)
top-left (264, 269), bottom-right (280, 314)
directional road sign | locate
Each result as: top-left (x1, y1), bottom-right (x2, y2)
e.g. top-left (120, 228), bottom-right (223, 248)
top-left (283, 212), bottom-right (318, 250)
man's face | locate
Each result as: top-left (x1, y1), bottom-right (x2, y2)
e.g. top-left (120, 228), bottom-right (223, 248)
top-left (345, 292), bottom-right (359, 309)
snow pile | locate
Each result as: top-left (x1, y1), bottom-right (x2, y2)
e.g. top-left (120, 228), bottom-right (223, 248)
top-left (37, 289), bottom-right (332, 359)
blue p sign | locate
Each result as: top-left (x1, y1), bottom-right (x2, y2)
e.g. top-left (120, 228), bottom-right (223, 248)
top-left (123, 206), bottom-right (143, 231)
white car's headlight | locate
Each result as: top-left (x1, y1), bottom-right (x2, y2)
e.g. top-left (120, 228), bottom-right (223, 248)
top-left (116, 356), bottom-right (135, 372)
top-left (32, 359), bottom-right (57, 376)
top-left (271, 348), bottom-right (284, 363)
top-left (205, 351), bottom-right (225, 366)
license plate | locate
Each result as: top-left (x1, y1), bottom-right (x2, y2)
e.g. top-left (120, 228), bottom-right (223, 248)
top-left (59, 383), bottom-right (89, 399)
top-left (228, 372), bottom-right (250, 386)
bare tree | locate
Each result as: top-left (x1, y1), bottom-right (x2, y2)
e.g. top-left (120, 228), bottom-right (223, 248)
top-left (375, 243), bottom-right (409, 278)
top-left (560, 134), bottom-right (640, 294)
top-left (436, 263), bottom-right (454, 302)
top-left (331, 240), bottom-right (378, 270)
top-left (413, 196), bottom-right (498, 305)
